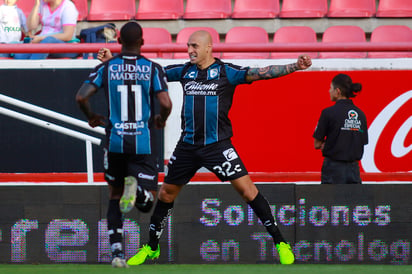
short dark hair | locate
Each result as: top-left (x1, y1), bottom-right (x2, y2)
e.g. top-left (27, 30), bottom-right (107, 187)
top-left (120, 21), bottom-right (143, 46)
top-left (332, 73), bottom-right (362, 98)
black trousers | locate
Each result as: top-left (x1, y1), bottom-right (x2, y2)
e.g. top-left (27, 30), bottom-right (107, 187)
top-left (321, 157), bottom-right (361, 184)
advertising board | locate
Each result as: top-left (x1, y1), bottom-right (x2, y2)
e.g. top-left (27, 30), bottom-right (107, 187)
top-left (0, 184), bottom-right (410, 264)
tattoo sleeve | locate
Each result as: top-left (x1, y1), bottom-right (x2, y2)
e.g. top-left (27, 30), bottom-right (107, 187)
top-left (246, 63), bottom-right (299, 82)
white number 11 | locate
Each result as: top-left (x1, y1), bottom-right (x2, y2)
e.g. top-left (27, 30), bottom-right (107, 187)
top-left (117, 84), bottom-right (142, 121)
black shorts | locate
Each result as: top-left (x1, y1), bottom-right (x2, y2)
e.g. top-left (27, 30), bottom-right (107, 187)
top-left (104, 149), bottom-right (158, 191)
top-left (321, 157), bottom-right (361, 184)
top-left (164, 139), bottom-right (248, 185)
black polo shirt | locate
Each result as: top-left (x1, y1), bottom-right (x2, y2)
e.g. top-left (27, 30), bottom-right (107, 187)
top-left (313, 99), bottom-right (368, 162)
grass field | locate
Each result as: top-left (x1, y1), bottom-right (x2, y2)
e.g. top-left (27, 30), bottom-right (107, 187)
top-left (1, 264), bottom-right (412, 274)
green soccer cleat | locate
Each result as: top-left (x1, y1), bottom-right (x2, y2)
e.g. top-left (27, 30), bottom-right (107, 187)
top-left (276, 242), bottom-right (295, 265)
top-left (120, 176), bottom-right (138, 214)
top-left (127, 244), bottom-right (160, 266)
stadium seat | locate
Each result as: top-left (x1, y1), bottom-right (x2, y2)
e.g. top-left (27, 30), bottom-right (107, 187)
top-left (279, 0), bottom-right (328, 18)
top-left (174, 27), bottom-right (221, 59)
top-left (136, 0), bottom-right (184, 20)
top-left (231, 0), bottom-right (280, 19)
top-left (73, 0), bottom-right (88, 21)
top-left (327, 0), bottom-right (376, 18)
top-left (142, 28), bottom-right (173, 59)
top-left (271, 26), bottom-right (318, 59)
top-left (318, 26), bottom-right (367, 58)
top-left (222, 27), bottom-right (270, 59)
top-left (376, 0), bottom-right (412, 17)
top-left (368, 25), bottom-right (412, 58)
top-left (183, 0), bottom-right (232, 19)
top-left (88, 0), bottom-right (135, 21)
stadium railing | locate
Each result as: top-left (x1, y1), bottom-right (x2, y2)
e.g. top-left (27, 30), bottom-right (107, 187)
top-left (0, 94), bottom-right (104, 183)
top-left (0, 42), bottom-right (411, 56)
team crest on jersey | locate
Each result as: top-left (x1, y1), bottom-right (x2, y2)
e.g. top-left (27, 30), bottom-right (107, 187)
top-left (208, 68), bottom-right (219, 79)
top-left (223, 148), bottom-right (238, 161)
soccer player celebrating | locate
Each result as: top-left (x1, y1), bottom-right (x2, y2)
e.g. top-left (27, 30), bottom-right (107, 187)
top-left (76, 21), bottom-right (172, 267)
top-left (98, 30), bottom-right (312, 265)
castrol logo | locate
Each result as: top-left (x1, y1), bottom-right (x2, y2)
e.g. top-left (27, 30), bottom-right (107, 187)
top-left (362, 90), bottom-right (412, 172)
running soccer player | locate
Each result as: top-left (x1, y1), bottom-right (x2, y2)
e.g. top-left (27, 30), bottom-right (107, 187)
top-left (98, 30), bottom-right (312, 265)
top-left (75, 21), bottom-right (172, 268)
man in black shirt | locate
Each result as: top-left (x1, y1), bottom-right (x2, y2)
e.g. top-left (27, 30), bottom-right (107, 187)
top-left (313, 73), bottom-right (368, 184)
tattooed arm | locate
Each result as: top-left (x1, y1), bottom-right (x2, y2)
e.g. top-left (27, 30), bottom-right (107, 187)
top-left (245, 55), bottom-right (312, 83)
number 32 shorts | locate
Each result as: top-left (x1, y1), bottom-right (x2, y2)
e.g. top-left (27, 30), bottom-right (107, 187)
top-left (164, 139), bottom-right (249, 185)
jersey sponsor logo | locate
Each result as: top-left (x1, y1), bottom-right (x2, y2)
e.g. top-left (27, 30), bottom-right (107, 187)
top-left (223, 148), bottom-right (238, 161)
top-left (109, 64), bottom-right (151, 81)
top-left (185, 71), bottom-right (197, 79)
top-left (116, 131), bottom-right (142, 136)
top-left (114, 122), bottom-right (144, 136)
top-left (110, 72), bottom-right (150, 81)
top-left (138, 172), bottom-right (155, 181)
top-left (184, 81), bottom-right (218, 96)
top-left (362, 90), bottom-right (412, 172)
top-left (114, 122), bottom-right (144, 130)
top-left (342, 110), bottom-right (362, 132)
top-left (110, 64), bottom-right (150, 73)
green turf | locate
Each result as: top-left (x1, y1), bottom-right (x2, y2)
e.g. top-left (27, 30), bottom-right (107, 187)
top-left (1, 264), bottom-right (412, 274)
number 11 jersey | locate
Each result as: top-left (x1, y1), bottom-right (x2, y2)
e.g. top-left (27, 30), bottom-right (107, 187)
top-left (85, 53), bottom-right (168, 154)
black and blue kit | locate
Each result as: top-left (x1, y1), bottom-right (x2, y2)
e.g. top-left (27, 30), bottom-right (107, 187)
top-left (85, 53), bottom-right (168, 190)
top-left (164, 59), bottom-right (251, 184)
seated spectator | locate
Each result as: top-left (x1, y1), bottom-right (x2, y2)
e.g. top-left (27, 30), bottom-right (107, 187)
top-left (0, 0), bottom-right (29, 58)
top-left (14, 0), bottom-right (79, 59)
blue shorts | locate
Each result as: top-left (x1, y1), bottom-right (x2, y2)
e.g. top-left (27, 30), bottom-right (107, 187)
top-left (164, 139), bottom-right (248, 185)
top-left (104, 149), bottom-right (158, 191)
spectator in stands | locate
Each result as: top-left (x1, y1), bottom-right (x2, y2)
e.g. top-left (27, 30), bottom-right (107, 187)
top-left (0, 0), bottom-right (29, 57)
top-left (313, 73), bottom-right (368, 184)
top-left (76, 21), bottom-right (172, 268)
top-left (98, 30), bottom-right (312, 266)
top-left (14, 0), bottom-right (79, 59)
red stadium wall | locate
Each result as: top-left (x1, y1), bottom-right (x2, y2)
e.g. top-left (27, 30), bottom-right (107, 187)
top-left (0, 60), bottom-right (411, 177)
top-left (229, 70), bottom-right (412, 173)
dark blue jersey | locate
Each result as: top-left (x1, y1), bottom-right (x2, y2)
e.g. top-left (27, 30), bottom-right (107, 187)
top-left (85, 53), bottom-right (168, 154)
top-left (165, 59), bottom-right (249, 145)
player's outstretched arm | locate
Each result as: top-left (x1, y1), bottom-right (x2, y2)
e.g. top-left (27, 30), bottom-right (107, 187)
top-left (245, 55), bottom-right (312, 83)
